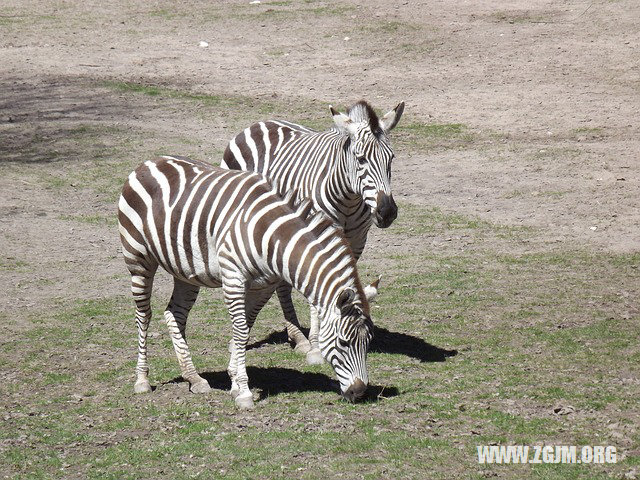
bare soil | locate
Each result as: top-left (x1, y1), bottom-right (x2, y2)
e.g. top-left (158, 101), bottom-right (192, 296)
top-left (1, 0), bottom-right (638, 310)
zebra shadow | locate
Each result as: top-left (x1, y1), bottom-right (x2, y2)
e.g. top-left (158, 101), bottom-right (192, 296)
top-left (168, 368), bottom-right (399, 402)
top-left (248, 326), bottom-right (458, 363)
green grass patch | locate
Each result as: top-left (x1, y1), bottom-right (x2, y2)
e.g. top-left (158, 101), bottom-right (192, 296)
top-left (396, 121), bottom-right (475, 150)
top-left (59, 214), bottom-right (119, 227)
top-left (0, 257), bottom-right (31, 272)
top-left (391, 201), bottom-right (529, 240)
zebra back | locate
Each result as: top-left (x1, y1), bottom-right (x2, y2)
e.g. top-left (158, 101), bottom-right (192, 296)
top-left (118, 156), bottom-right (369, 312)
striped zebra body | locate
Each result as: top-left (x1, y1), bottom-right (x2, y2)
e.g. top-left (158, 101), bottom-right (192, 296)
top-left (222, 100), bottom-right (404, 361)
top-left (118, 156), bottom-right (373, 408)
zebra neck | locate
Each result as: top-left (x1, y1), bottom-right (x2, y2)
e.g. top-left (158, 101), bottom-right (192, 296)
top-left (281, 226), bottom-right (356, 312)
top-left (323, 140), bottom-right (362, 218)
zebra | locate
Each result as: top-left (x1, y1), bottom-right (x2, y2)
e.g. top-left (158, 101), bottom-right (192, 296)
top-left (118, 155), bottom-right (375, 408)
top-left (221, 100), bottom-right (404, 363)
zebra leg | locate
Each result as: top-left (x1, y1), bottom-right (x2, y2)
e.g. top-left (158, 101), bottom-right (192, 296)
top-left (306, 305), bottom-right (324, 365)
top-left (131, 270), bottom-right (156, 394)
top-left (225, 282), bottom-right (275, 409)
top-left (164, 279), bottom-right (210, 394)
top-left (224, 279), bottom-right (254, 409)
top-left (276, 283), bottom-right (312, 354)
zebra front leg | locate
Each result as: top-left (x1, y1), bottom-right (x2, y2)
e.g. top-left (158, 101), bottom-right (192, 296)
top-left (224, 281), bottom-right (275, 409)
top-left (164, 279), bottom-right (210, 394)
top-left (225, 304), bottom-right (254, 409)
top-left (277, 283), bottom-right (312, 354)
top-left (131, 271), bottom-right (156, 393)
top-left (306, 305), bottom-right (324, 365)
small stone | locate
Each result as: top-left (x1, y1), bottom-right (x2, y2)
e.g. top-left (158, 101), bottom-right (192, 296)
top-left (553, 405), bottom-right (575, 415)
top-left (199, 41), bottom-right (209, 48)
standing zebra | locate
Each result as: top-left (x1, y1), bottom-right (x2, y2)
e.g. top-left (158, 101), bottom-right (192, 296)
top-left (221, 100), bottom-right (404, 363)
top-left (118, 155), bottom-right (374, 408)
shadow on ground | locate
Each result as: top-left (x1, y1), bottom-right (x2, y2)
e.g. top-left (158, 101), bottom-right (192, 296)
top-left (164, 367), bottom-right (399, 402)
top-left (0, 77), bottom-right (141, 164)
top-left (248, 326), bottom-right (458, 363)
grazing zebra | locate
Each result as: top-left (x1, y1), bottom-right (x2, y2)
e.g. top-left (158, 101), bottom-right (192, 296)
top-left (221, 100), bottom-right (404, 363)
top-left (118, 155), bottom-right (375, 408)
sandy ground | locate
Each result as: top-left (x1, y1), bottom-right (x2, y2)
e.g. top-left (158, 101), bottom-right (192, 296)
top-left (2, 0), bottom-right (638, 314)
top-left (2, 1), bottom-right (638, 248)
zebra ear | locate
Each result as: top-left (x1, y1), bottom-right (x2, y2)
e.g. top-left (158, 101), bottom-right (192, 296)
top-left (379, 102), bottom-right (405, 133)
top-left (336, 287), bottom-right (356, 310)
top-left (330, 106), bottom-right (358, 137)
top-left (363, 275), bottom-right (382, 302)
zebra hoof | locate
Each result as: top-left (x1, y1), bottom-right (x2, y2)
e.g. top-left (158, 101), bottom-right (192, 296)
top-left (190, 380), bottom-right (211, 394)
top-left (134, 379), bottom-right (152, 394)
top-left (235, 393), bottom-right (255, 410)
top-left (306, 349), bottom-right (324, 365)
top-left (230, 385), bottom-right (240, 399)
top-left (293, 340), bottom-right (312, 355)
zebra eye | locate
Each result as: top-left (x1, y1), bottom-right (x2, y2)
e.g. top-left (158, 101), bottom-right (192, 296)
top-left (338, 338), bottom-right (350, 348)
top-left (356, 156), bottom-right (366, 165)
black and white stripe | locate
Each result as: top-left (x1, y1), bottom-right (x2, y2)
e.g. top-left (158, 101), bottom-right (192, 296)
top-left (118, 155), bottom-right (373, 408)
top-left (221, 100), bottom-right (403, 361)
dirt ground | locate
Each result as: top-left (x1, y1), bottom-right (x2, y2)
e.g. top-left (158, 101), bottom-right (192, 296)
top-left (3, 0), bottom-right (639, 252)
top-left (1, 1), bottom-right (639, 478)
top-left (1, 0), bottom-right (638, 305)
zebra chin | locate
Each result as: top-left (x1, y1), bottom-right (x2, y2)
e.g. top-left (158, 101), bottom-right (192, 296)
top-left (342, 378), bottom-right (368, 403)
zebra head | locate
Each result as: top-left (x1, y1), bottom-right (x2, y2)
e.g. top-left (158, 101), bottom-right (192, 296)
top-left (320, 287), bottom-right (374, 402)
top-left (331, 100), bottom-right (404, 229)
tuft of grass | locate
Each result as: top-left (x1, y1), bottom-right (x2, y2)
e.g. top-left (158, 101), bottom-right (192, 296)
top-left (0, 257), bottom-right (31, 272)
top-left (396, 121), bottom-right (474, 150)
top-left (390, 201), bottom-right (529, 240)
top-left (402, 122), bottom-right (466, 137)
top-left (104, 81), bottom-right (279, 117)
top-left (59, 214), bottom-right (119, 227)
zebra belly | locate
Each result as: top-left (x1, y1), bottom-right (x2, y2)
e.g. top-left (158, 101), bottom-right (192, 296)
top-left (154, 243), bottom-right (224, 289)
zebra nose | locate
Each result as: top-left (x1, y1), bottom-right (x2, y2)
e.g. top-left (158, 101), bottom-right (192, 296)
top-left (343, 378), bottom-right (367, 403)
top-left (375, 193), bottom-right (397, 228)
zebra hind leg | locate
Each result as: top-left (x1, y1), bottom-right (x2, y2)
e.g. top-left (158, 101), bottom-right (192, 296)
top-left (276, 283), bottom-right (312, 354)
top-left (130, 270), bottom-right (157, 394)
top-left (164, 278), bottom-right (210, 394)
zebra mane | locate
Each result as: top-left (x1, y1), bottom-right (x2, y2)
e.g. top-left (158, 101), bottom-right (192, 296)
top-left (347, 100), bottom-right (383, 137)
top-left (296, 201), bottom-right (368, 313)
top-left (269, 184), bottom-right (363, 304)
top-left (288, 195), bottom-right (350, 257)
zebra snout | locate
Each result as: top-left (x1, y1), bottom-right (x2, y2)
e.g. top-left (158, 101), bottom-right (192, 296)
top-left (374, 192), bottom-right (397, 229)
top-left (343, 378), bottom-right (367, 403)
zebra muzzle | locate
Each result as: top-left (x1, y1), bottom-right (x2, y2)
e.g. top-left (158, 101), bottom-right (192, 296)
top-left (374, 192), bottom-right (397, 229)
top-left (342, 378), bottom-right (367, 403)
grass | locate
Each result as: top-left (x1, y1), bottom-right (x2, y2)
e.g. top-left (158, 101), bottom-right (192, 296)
top-left (391, 201), bottom-right (529, 240)
top-left (59, 214), bottom-right (119, 227)
top-left (0, 257), bottom-right (31, 272)
top-left (396, 121), bottom-right (475, 150)
top-left (105, 81), bottom-right (278, 116)
top-left (2, 203), bottom-right (637, 478)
